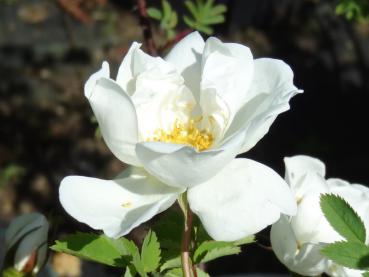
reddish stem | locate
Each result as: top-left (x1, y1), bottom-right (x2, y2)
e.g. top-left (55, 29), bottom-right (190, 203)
top-left (192, 263), bottom-right (198, 277)
top-left (181, 206), bottom-right (193, 277)
top-left (136, 0), bottom-right (157, 56)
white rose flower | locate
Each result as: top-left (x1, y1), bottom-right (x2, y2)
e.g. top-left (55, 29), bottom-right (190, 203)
top-left (271, 155), bottom-right (369, 276)
top-left (4, 213), bottom-right (49, 275)
top-left (60, 32), bottom-right (301, 241)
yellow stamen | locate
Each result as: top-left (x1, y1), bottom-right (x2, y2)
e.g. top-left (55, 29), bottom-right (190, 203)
top-left (148, 119), bottom-right (214, 151)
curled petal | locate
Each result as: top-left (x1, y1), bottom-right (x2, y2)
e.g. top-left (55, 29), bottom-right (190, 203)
top-left (188, 158), bottom-right (296, 241)
top-left (326, 261), bottom-right (363, 277)
top-left (59, 167), bottom-right (181, 239)
top-left (116, 42), bottom-right (142, 95)
top-left (290, 189), bottom-right (338, 244)
top-left (165, 31), bottom-right (204, 98)
top-left (271, 215), bottom-right (327, 276)
top-left (292, 171), bottom-right (329, 205)
top-left (284, 155), bottom-right (326, 188)
top-left (200, 37), bottom-right (254, 130)
top-left (135, 129), bottom-right (245, 188)
top-left (85, 74), bottom-right (140, 166)
top-left (132, 67), bottom-right (194, 141)
top-left (85, 61), bottom-right (110, 99)
top-left (117, 41), bottom-right (177, 96)
top-left (223, 58), bottom-right (302, 153)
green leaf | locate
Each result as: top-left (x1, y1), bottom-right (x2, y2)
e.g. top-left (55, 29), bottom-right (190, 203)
top-left (124, 265), bottom-right (137, 277)
top-left (197, 268), bottom-right (210, 277)
top-left (233, 235), bottom-right (255, 246)
top-left (166, 29), bottom-right (176, 40)
top-left (183, 0), bottom-right (227, 34)
top-left (168, 12), bottom-right (178, 29)
top-left (362, 272), bottom-right (369, 277)
top-left (147, 8), bottom-right (162, 20)
top-left (2, 268), bottom-right (27, 277)
top-left (321, 241), bottom-right (369, 270)
top-left (123, 239), bottom-right (147, 277)
top-left (203, 0), bottom-right (214, 13)
top-left (183, 15), bottom-right (196, 28)
top-left (320, 194), bottom-right (366, 243)
top-left (193, 240), bottom-right (241, 264)
top-left (164, 268), bottom-right (182, 277)
top-left (0, 164), bottom-right (25, 186)
top-left (160, 256), bottom-right (181, 272)
top-left (202, 14), bottom-right (225, 25)
top-left (192, 216), bottom-right (212, 245)
top-left (209, 4), bottom-right (227, 16)
top-left (152, 209), bottom-right (183, 261)
top-left (50, 232), bottom-right (131, 267)
top-left (335, 0), bottom-right (369, 21)
top-left (195, 24), bottom-right (213, 35)
top-left (141, 230), bottom-right (161, 273)
top-left (162, 0), bottom-right (172, 22)
top-left (184, 1), bottom-right (198, 18)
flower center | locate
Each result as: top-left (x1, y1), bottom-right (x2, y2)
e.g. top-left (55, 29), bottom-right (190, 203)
top-left (148, 118), bottom-right (214, 151)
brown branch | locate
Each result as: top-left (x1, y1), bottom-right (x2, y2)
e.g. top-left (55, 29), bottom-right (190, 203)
top-left (135, 0), bottom-right (157, 56)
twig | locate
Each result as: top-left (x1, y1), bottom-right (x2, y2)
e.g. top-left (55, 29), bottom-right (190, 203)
top-left (135, 0), bottom-right (157, 56)
top-left (257, 242), bottom-right (273, 251)
top-left (192, 263), bottom-right (198, 277)
top-left (58, 0), bottom-right (91, 25)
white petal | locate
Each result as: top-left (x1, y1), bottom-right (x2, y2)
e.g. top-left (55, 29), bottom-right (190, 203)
top-left (223, 58), bottom-right (302, 153)
top-left (292, 171), bottom-right (329, 204)
top-left (119, 47), bottom-right (197, 141)
top-left (116, 42), bottom-right (142, 95)
top-left (84, 61), bottom-right (110, 99)
top-left (85, 76), bottom-right (140, 166)
top-left (326, 262), bottom-right (364, 277)
top-left (133, 48), bottom-right (176, 76)
top-left (135, 129), bottom-right (246, 188)
top-left (132, 65), bottom-right (195, 140)
top-left (200, 37), bottom-right (254, 129)
top-left (59, 167), bottom-right (181, 238)
top-left (284, 155), bottom-right (326, 188)
top-left (271, 216), bottom-right (327, 276)
top-left (187, 158), bottom-right (296, 241)
top-left (199, 87), bottom-right (230, 145)
top-left (165, 31), bottom-right (204, 98)
top-left (291, 190), bottom-right (340, 244)
top-left (117, 42), bottom-right (177, 96)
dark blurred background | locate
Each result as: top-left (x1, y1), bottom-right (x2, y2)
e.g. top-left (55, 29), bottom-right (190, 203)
top-left (0, 0), bottom-right (368, 276)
